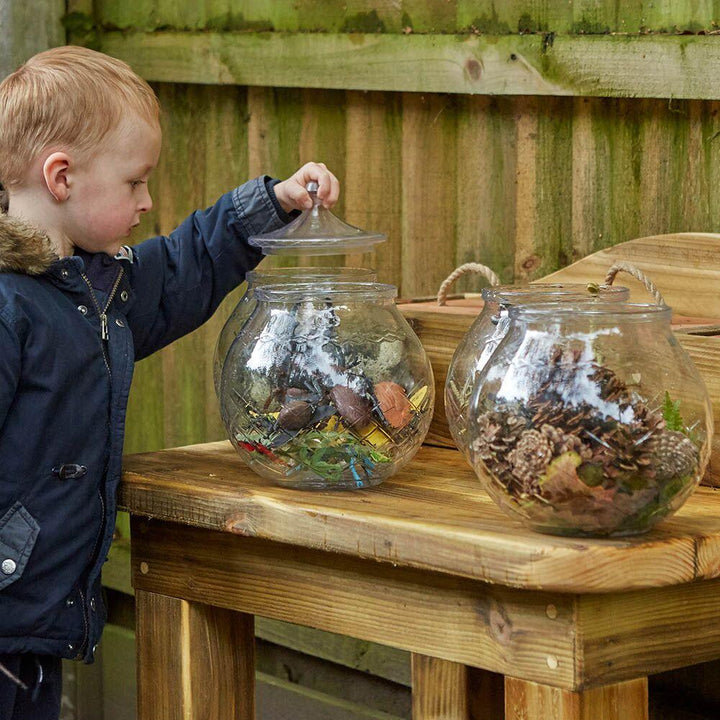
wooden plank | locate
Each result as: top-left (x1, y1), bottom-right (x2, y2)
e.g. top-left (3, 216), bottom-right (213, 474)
top-left (540, 233), bottom-right (720, 317)
top-left (97, 31), bottom-right (720, 101)
top-left (344, 90), bottom-right (403, 285)
top-left (256, 670), bottom-right (407, 720)
top-left (467, 666), bottom-right (504, 720)
top-left (411, 654), bottom-right (468, 720)
top-left (94, 0), bottom-right (720, 35)
top-left (121, 442), bottom-right (720, 593)
top-left (401, 92), bottom-right (457, 297)
top-left (0, 0), bottom-right (65, 75)
top-left (455, 95), bottom-right (516, 290)
top-left (256, 618), bottom-right (411, 687)
top-left (505, 677), bottom-right (648, 720)
top-left (200, 84), bottom-right (250, 440)
top-left (578, 584), bottom-right (720, 686)
top-left (514, 96), bottom-right (574, 281)
top-left (135, 590), bottom-right (255, 719)
top-left (154, 84), bottom-right (211, 448)
top-left (130, 517), bottom-right (579, 688)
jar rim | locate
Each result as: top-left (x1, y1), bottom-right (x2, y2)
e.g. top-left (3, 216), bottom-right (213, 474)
top-left (507, 301), bottom-right (671, 319)
top-left (482, 283), bottom-right (629, 303)
top-left (253, 281), bottom-right (398, 302)
top-left (246, 266), bottom-right (376, 285)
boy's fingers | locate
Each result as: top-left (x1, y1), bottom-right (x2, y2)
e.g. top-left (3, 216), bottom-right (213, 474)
top-left (290, 182), bottom-right (314, 209)
top-left (281, 162), bottom-right (340, 210)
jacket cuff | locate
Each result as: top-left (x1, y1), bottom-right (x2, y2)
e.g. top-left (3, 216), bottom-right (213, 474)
top-left (230, 176), bottom-right (296, 239)
top-left (266, 178), bottom-right (302, 223)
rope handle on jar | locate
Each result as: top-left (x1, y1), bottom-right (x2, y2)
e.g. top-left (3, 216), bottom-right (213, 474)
top-left (437, 263), bottom-right (501, 306)
top-left (600, 261), bottom-right (666, 306)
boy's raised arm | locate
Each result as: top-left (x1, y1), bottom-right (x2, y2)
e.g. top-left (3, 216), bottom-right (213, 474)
top-left (125, 163), bottom-right (339, 361)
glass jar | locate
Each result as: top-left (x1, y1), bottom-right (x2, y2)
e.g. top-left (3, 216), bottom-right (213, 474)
top-left (213, 266), bottom-right (376, 397)
top-left (220, 282), bottom-right (435, 489)
top-left (466, 302), bottom-right (712, 537)
top-left (446, 284), bottom-right (630, 458)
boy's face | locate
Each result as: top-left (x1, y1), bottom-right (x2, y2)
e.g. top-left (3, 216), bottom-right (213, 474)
top-left (65, 116), bottom-right (161, 256)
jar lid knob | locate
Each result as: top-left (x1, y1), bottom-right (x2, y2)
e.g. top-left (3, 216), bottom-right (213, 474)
top-left (305, 181), bottom-right (321, 208)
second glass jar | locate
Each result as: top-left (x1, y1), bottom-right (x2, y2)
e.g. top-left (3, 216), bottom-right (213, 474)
top-left (445, 283), bottom-right (630, 458)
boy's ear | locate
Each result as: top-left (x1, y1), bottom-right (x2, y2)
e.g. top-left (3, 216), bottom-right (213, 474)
top-left (42, 152), bottom-right (72, 202)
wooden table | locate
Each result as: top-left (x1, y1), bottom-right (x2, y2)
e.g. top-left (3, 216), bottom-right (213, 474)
top-left (120, 441), bottom-right (720, 719)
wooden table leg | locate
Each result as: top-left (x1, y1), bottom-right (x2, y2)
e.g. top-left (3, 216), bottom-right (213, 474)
top-left (136, 590), bottom-right (255, 719)
top-left (411, 654), bottom-right (468, 719)
top-left (504, 676), bottom-right (648, 720)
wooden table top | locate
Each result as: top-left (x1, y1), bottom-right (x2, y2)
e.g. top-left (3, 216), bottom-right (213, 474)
top-left (120, 441), bottom-right (720, 594)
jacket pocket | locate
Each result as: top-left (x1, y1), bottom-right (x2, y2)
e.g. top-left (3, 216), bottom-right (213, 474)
top-left (0, 502), bottom-right (40, 590)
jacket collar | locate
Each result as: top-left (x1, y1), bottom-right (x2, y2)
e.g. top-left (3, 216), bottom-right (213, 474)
top-left (0, 212), bottom-right (58, 276)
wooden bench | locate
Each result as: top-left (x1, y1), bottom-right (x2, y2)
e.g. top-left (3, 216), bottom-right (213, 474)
top-left (120, 440), bottom-right (720, 719)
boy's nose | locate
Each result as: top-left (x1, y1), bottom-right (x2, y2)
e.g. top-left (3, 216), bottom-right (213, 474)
top-left (139, 190), bottom-right (153, 213)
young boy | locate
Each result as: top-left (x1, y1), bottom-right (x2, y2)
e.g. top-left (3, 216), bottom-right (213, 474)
top-left (0, 45), bottom-right (339, 718)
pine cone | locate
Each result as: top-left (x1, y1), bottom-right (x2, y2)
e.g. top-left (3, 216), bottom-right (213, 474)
top-left (647, 429), bottom-right (700, 481)
top-left (469, 413), bottom-right (502, 462)
top-left (588, 363), bottom-right (632, 404)
top-left (507, 429), bottom-right (553, 493)
top-left (540, 423), bottom-right (593, 461)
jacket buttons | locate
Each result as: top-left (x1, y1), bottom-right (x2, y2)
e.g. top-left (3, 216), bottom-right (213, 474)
top-left (60, 269), bottom-right (69, 278)
top-left (78, 305), bottom-right (88, 315)
top-left (1, 559), bottom-right (16, 575)
top-left (90, 597), bottom-right (96, 611)
top-left (115, 318), bottom-right (125, 328)
top-left (67, 644), bottom-right (74, 652)
top-left (120, 290), bottom-right (129, 302)
top-left (66, 597), bottom-right (75, 607)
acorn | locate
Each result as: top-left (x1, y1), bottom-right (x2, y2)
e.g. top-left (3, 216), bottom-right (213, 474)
top-left (329, 385), bottom-right (373, 427)
top-left (375, 381), bottom-right (412, 429)
top-left (278, 400), bottom-right (314, 430)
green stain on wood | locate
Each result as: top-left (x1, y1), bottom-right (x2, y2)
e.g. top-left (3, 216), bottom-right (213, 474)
top-left (571, 18), bottom-right (611, 34)
top-left (341, 10), bottom-right (385, 34)
top-left (62, 10), bottom-right (101, 48)
top-left (469, 11), bottom-right (512, 35)
top-left (517, 13), bottom-right (541, 34)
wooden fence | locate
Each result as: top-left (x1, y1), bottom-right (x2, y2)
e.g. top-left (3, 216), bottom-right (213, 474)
top-left (16, 0), bottom-right (720, 717)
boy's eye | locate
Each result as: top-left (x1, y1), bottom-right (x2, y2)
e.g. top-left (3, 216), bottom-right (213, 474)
top-left (130, 180), bottom-right (145, 189)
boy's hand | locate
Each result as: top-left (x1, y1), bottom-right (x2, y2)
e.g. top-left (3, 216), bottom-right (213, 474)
top-left (274, 162), bottom-right (340, 213)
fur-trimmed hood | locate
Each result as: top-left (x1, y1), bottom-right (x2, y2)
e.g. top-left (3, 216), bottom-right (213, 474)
top-left (0, 211), bottom-right (58, 275)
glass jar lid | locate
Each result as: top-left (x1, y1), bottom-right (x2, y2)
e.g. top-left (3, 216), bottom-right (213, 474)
top-left (249, 182), bottom-right (386, 256)
top-left (253, 281), bottom-right (397, 303)
top-left (482, 283), bottom-right (630, 305)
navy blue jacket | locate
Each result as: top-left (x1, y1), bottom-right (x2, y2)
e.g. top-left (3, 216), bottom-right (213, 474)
top-left (0, 177), bottom-right (289, 661)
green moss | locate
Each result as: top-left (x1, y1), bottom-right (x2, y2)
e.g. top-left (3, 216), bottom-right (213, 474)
top-left (469, 9), bottom-right (512, 35)
top-left (401, 13), bottom-right (412, 30)
top-left (341, 10), bottom-right (385, 33)
top-left (62, 11), bottom-right (101, 49)
top-left (571, 18), bottom-right (611, 34)
top-left (517, 12), bottom-right (540, 34)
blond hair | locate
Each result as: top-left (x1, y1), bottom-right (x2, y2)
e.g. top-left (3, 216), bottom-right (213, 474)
top-left (0, 45), bottom-right (160, 188)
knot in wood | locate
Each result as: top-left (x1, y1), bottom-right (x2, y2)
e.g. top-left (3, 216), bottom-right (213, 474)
top-left (465, 58), bottom-right (483, 82)
top-left (488, 602), bottom-right (513, 645)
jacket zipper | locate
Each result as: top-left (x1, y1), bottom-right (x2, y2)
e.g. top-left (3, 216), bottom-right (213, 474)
top-left (77, 268), bottom-right (122, 657)
top-left (79, 268), bottom-right (124, 377)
